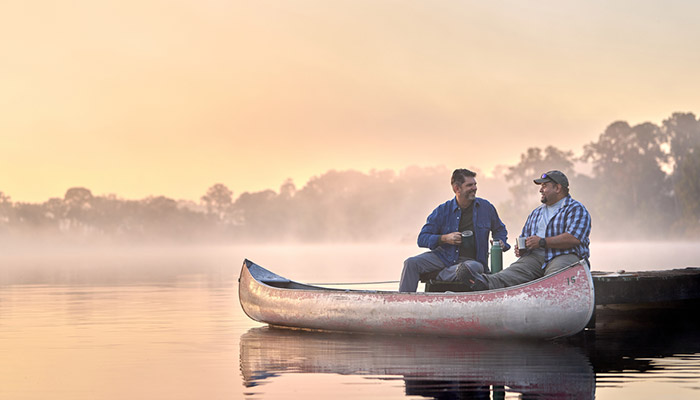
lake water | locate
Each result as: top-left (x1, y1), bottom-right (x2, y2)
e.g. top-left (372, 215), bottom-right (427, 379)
top-left (1, 242), bottom-right (699, 399)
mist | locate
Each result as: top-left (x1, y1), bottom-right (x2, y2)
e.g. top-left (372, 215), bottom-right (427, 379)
top-left (1, 112), bottom-right (699, 246)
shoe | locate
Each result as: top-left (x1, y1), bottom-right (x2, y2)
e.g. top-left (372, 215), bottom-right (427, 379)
top-left (456, 262), bottom-right (488, 291)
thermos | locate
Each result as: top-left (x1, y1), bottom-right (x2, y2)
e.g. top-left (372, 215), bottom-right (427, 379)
top-left (490, 240), bottom-right (502, 273)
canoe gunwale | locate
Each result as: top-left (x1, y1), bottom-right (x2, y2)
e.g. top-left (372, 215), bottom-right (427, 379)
top-left (244, 258), bottom-right (590, 297)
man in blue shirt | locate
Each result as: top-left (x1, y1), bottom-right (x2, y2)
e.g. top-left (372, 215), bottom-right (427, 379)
top-left (399, 169), bottom-right (510, 292)
top-left (457, 170), bottom-right (591, 291)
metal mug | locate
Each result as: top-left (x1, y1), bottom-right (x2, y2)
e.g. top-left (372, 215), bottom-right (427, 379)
top-left (517, 236), bottom-right (527, 250)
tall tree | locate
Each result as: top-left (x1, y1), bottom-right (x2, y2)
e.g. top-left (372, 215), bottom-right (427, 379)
top-left (582, 121), bottom-right (671, 236)
top-left (0, 192), bottom-right (12, 227)
top-left (201, 184), bottom-right (234, 222)
top-left (674, 147), bottom-right (700, 231)
top-left (662, 113), bottom-right (700, 228)
top-left (662, 112), bottom-right (700, 170)
top-left (232, 190), bottom-right (277, 237)
top-left (504, 146), bottom-right (575, 219)
top-left (63, 187), bottom-right (95, 231)
top-left (279, 179), bottom-right (296, 200)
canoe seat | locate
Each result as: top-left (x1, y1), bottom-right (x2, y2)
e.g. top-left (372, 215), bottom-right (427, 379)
top-left (418, 270), bottom-right (440, 282)
top-left (419, 271), bottom-right (472, 293)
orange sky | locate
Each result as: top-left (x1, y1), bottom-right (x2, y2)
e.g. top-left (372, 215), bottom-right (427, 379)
top-left (2, 1), bottom-right (699, 203)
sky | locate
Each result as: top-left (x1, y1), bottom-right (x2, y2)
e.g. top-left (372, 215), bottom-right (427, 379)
top-left (2, 0), bottom-right (700, 203)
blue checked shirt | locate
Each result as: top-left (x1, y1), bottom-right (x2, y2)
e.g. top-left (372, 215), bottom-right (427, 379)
top-left (418, 197), bottom-right (510, 271)
top-left (521, 195), bottom-right (591, 268)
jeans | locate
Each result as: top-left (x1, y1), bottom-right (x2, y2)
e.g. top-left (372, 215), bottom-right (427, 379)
top-left (399, 251), bottom-right (483, 292)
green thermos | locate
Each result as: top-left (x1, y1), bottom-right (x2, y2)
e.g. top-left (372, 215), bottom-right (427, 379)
top-left (490, 240), bottom-right (502, 273)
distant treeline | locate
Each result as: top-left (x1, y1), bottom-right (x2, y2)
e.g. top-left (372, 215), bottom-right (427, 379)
top-left (2, 112), bottom-right (699, 243)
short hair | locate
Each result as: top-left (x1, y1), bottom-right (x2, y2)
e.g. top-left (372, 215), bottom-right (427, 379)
top-left (451, 168), bottom-right (477, 186)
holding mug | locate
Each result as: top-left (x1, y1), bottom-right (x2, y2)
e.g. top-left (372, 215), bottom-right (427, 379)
top-left (517, 236), bottom-right (527, 250)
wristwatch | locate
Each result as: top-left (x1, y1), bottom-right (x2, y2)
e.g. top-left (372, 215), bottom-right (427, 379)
top-left (539, 238), bottom-right (547, 248)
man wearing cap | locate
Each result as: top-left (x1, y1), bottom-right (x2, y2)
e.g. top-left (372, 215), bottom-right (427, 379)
top-left (456, 170), bottom-right (591, 290)
top-left (399, 168), bottom-right (510, 292)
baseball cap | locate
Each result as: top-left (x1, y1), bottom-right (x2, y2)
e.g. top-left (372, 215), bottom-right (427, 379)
top-left (533, 170), bottom-right (569, 188)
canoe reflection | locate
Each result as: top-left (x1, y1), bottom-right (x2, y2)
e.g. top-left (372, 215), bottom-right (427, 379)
top-left (240, 327), bottom-right (595, 399)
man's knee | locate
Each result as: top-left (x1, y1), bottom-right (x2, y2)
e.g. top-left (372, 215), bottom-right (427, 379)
top-left (403, 256), bottom-right (420, 272)
top-left (462, 259), bottom-right (484, 274)
top-left (405, 252), bottom-right (440, 269)
top-left (545, 254), bottom-right (581, 274)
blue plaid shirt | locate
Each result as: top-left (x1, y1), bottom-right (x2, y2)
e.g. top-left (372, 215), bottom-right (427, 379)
top-left (418, 197), bottom-right (510, 272)
top-left (521, 195), bottom-right (591, 268)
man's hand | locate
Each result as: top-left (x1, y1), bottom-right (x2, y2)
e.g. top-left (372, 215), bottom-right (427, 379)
top-left (525, 235), bottom-right (542, 249)
top-left (490, 239), bottom-right (504, 248)
top-left (440, 232), bottom-right (462, 246)
top-left (515, 236), bottom-right (539, 257)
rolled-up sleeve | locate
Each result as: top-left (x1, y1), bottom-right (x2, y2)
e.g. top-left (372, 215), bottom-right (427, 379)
top-left (489, 205), bottom-right (510, 251)
top-left (565, 204), bottom-right (591, 242)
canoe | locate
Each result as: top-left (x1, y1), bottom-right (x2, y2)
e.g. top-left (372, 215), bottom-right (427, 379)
top-left (238, 258), bottom-right (595, 339)
top-left (240, 327), bottom-right (595, 398)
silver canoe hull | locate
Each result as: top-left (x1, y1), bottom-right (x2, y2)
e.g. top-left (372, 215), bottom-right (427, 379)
top-left (238, 259), bottom-right (595, 339)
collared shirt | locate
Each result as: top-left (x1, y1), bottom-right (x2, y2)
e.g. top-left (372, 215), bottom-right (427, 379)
top-left (417, 197), bottom-right (510, 271)
top-left (521, 195), bottom-right (591, 268)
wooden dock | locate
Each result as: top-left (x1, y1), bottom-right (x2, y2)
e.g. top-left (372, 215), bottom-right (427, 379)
top-left (590, 267), bottom-right (700, 330)
top-left (592, 267), bottom-right (700, 307)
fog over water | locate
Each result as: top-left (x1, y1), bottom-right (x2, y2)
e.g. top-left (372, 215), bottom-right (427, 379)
top-left (2, 241), bottom-right (699, 400)
top-left (2, 241), bottom-right (698, 288)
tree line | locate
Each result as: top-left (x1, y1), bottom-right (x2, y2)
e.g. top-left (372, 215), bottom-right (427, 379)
top-left (1, 112), bottom-right (699, 244)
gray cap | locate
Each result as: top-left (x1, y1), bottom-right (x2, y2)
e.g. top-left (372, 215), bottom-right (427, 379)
top-left (533, 170), bottom-right (569, 188)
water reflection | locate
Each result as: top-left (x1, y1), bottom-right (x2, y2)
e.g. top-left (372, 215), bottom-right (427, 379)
top-left (240, 327), bottom-right (596, 399)
top-left (240, 308), bottom-right (700, 400)
top-left (584, 305), bottom-right (700, 378)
